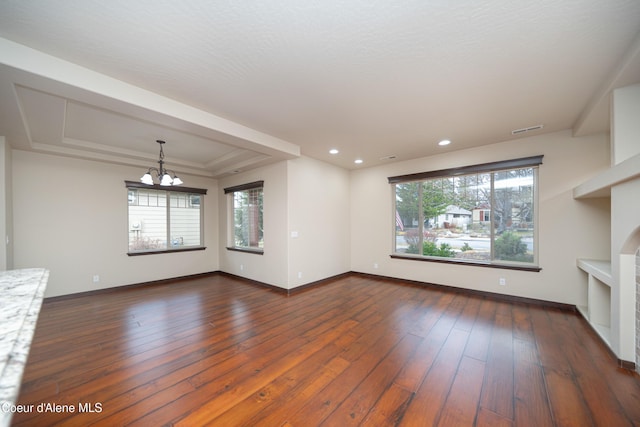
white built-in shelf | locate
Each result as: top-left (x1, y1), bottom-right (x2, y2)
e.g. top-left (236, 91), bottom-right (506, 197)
top-left (573, 152), bottom-right (640, 199)
top-left (576, 259), bottom-right (613, 287)
top-left (576, 258), bottom-right (613, 349)
top-left (576, 304), bottom-right (612, 344)
top-left (591, 323), bottom-right (612, 346)
top-left (575, 304), bottom-right (610, 344)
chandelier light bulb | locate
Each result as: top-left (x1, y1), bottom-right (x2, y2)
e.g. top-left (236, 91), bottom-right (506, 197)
top-left (160, 174), bottom-right (173, 186)
top-left (139, 140), bottom-right (184, 186)
top-left (140, 172), bottom-right (154, 185)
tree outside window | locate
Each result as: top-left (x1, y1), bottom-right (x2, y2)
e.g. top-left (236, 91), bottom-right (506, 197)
top-left (225, 181), bottom-right (264, 253)
top-left (391, 157), bottom-right (540, 267)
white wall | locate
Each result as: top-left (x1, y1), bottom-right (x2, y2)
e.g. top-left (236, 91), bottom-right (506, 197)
top-left (7, 130), bottom-right (614, 304)
top-left (612, 83), bottom-right (640, 165)
top-left (12, 150), bottom-right (219, 297)
top-left (0, 136), bottom-right (13, 270)
top-left (612, 179), bottom-right (640, 360)
top-left (10, 150), bottom-right (349, 295)
top-left (218, 156), bottom-right (351, 290)
top-left (287, 156), bottom-right (350, 288)
top-left (218, 161), bottom-right (289, 288)
top-left (350, 130), bottom-right (611, 305)
top-left (610, 83), bottom-right (640, 361)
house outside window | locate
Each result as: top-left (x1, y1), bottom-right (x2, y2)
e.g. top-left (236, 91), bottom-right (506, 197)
top-left (126, 181), bottom-right (206, 255)
top-left (390, 156), bottom-right (542, 270)
top-left (224, 181), bottom-right (264, 253)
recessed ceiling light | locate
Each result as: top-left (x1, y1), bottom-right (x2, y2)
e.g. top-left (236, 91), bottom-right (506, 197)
top-left (329, 149), bottom-right (339, 154)
top-left (354, 159), bottom-right (363, 164)
top-left (438, 139), bottom-right (451, 146)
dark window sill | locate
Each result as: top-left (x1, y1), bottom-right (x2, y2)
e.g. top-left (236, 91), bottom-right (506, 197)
top-left (226, 247), bottom-right (264, 255)
top-left (390, 254), bottom-right (542, 272)
top-left (128, 247), bottom-right (206, 256)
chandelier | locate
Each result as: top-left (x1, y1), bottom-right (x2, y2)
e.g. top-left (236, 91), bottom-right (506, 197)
top-left (140, 140), bottom-right (183, 186)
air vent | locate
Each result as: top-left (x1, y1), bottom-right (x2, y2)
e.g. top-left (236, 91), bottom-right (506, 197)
top-left (512, 124), bottom-right (544, 135)
top-left (380, 155), bottom-right (397, 161)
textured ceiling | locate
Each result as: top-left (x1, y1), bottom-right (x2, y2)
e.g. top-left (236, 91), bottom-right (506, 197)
top-left (0, 0), bottom-right (639, 176)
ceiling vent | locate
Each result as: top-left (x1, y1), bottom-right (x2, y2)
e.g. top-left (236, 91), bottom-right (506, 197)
top-left (380, 155), bottom-right (397, 161)
top-left (512, 124), bottom-right (544, 135)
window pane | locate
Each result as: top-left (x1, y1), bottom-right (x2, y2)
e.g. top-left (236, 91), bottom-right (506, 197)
top-left (423, 178), bottom-right (452, 229)
top-left (459, 173), bottom-right (491, 261)
top-left (233, 187), bottom-right (263, 249)
top-left (394, 182), bottom-right (420, 254)
top-left (169, 192), bottom-right (202, 248)
top-left (492, 168), bottom-right (535, 263)
top-left (128, 189), bottom-right (167, 251)
top-left (392, 165), bottom-right (536, 266)
top-left (419, 178), bottom-right (452, 257)
top-left (128, 188), bottom-right (204, 253)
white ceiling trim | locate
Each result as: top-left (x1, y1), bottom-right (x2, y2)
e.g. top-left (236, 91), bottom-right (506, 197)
top-left (27, 140), bottom-right (207, 175)
top-left (0, 37), bottom-right (300, 169)
top-left (59, 137), bottom-right (209, 171)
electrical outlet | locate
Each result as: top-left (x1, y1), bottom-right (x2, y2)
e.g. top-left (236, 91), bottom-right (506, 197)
top-left (298, 272), bottom-right (302, 279)
top-left (373, 263), bottom-right (379, 269)
top-left (240, 264), bottom-right (244, 271)
top-left (92, 275), bottom-right (100, 283)
top-left (499, 277), bottom-right (506, 286)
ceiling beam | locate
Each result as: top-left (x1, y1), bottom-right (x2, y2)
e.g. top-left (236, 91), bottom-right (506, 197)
top-left (0, 37), bottom-right (300, 160)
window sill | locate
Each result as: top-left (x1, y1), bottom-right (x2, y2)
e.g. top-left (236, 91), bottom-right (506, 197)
top-left (390, 254), bottom-right (541, 272)
top-left (128, 247), bottom-right (206, 256)
top-left (226, 247), bottom-right (264, 255)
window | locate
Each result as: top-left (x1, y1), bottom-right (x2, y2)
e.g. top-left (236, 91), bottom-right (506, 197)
top-left (125, 181), bottom-right (206, 255)
top-left (224, 181), bottom-right (264, 253)
top-left (389, 156), bottom-right (542, 270)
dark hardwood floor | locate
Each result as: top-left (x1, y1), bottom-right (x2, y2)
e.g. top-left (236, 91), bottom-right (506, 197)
top-left (11, 273), bottom-right (640, 426)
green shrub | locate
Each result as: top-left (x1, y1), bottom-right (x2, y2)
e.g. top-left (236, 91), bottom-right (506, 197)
top-left (406, 243), bottom-right (419, 254)
top-left (423, 241), bottom-right (455, 257)
top-left (404, 229), bottom-right (439, 254)
top-left (494, 231), bottom-right (533, 262)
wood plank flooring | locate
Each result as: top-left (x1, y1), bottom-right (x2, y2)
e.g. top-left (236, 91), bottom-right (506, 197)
top-left (10, 273), bottom-right (640, 426)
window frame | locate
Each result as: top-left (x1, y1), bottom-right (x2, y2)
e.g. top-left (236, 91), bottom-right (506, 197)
top-left (388, 156), bottom-right (543, 272)
top-left (125, 181), bottom-right (207, 256)
top-left (224, 180), bottom-right (264, 255)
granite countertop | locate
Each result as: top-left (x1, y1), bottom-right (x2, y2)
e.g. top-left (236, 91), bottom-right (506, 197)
top-left (0, 268), bottom-right (49, 427)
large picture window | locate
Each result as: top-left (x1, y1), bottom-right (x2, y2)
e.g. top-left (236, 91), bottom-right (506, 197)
top-left (224, 181), bottom-right (264, 253)
top-left (126, 181), bottom-right (206, 255)
top-left (389, 156), bottom-right (542, 270)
